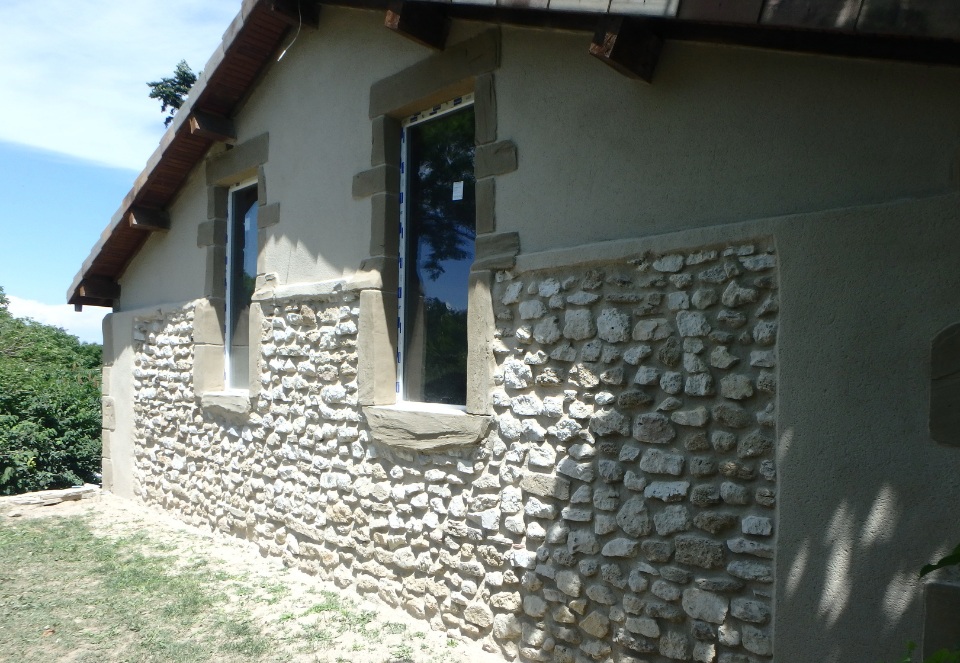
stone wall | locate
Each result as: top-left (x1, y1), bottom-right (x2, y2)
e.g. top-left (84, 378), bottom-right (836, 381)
top-left (130, 240), bottom-right (778, 663)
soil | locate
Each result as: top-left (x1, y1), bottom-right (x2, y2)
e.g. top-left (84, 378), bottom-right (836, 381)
top-left (0, 487), bottom-right (506, 663)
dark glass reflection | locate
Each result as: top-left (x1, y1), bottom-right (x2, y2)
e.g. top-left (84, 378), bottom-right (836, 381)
top-left (228, 185), bottom-right (258, 389)
top-left (403, 105), bottom-right (475, 405)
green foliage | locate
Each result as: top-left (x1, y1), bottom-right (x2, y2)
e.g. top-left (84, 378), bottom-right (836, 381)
top-left (892, 642), bottom-right (960, 663)
top-left (147, 60), bottom-right (199, 127)
top-left (0, 286), bottom-right (102, 494)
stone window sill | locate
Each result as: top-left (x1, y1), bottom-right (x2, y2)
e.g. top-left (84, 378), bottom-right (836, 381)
top-left (363, 404), bottom-right (491, 452)
top-left (201, 390), bottom-right (251, 418)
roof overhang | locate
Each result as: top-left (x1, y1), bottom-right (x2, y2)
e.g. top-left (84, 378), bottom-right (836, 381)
top-left (70, 0), bottom-right (960, 309)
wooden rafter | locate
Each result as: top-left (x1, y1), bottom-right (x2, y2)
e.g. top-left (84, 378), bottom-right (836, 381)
top-left (127, 206), bottom-right (171, 232)
top-left (270, 0), bottom-right (321, 28)
top-left (589, 16), bottom-right (662, 83)
top-left (189, 111), bottom-right (237, 144)
top-left (385, 0), bottom-right (450, 51)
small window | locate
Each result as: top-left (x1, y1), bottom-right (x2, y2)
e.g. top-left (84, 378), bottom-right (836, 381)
top-left (226, 182), bottom-right (258, 389)
top-left (399, 98), bottom-right (475, 406)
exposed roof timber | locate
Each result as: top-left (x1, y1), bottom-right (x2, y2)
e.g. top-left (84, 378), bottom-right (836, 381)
top-left (189, 111), bottom-right (238, 144)
top-left (69, 0), bottom-right (960, 309)
top-left (270, 0), bottom-right (322, 28)
top-left (386, 0), bottom-right (451, 50)
top-left (127, 207), bottom-right (171, 232)
top-left (589, 16), bottom-right (663, 82)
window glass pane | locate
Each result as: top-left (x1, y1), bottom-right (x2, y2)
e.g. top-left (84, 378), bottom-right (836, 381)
top-left (228, 185), bottom-right (258, 389)
top-left (403, 105), bottom-right (475, 405)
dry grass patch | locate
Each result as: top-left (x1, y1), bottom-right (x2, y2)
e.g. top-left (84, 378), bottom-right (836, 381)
top-left (0, 494), bottom-right (502, 663)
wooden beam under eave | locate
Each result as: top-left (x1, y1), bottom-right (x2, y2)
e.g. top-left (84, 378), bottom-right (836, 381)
top-left (127, 206), bottom-right (170, 232)
top-left (385, 0), bottom-right (450, 51)
top-left (589, 16), bottom-right (663, 83)
top-left (189, 111), bottom-right (237, 144)
top-left (269, 0), bottom-right (321, 29)
top-left (78, 278), bottom-right (120, 301)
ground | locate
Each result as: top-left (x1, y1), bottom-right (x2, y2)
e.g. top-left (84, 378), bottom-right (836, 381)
top-left (0, 487), bottom-right (505, 663)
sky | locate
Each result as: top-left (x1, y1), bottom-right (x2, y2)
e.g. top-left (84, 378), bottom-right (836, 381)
top-left (0, 1), bottom-right (242, 343)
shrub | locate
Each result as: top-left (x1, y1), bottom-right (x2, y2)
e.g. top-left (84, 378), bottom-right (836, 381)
top-left (0, 287), bottom-right (102, 494)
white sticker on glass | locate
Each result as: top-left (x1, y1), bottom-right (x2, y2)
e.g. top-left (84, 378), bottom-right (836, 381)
top-left (452, 181), bottom-right (464, 201)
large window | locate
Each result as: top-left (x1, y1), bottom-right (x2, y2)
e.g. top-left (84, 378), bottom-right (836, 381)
top-left (226, 182), bottom-right (258, 389)
top-left (399, 99), bottom-right (475, 406)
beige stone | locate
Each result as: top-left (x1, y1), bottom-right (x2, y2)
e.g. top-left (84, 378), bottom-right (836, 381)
top-left (363, 406), bottom-right (491, 451)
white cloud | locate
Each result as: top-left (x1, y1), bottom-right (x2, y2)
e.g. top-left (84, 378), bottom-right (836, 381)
top-left (0, 1), bottom-right (239, 170)
top-left (6, 296), bottom-right (108, 345)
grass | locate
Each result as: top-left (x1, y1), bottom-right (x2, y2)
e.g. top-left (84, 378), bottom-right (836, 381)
top-left (0, 516), bottom-right (272, 663)
top-left (0, 512), bottom-right (477, 663)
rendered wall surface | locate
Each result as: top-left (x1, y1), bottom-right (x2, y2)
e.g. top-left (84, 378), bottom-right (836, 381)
top-left (108, 9), bottom-right (960, 663)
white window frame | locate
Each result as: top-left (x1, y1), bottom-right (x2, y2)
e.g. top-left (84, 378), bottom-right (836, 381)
top-left (225, 177), bottom-right (258, 390)
top-left (397, 94), bottom-right (475, 408)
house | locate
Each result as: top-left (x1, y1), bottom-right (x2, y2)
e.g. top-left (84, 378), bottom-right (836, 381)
top-left (71, 1), bottom-right (960, 660)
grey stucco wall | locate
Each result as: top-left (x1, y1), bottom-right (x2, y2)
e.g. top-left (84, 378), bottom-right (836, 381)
top-left (109, 8), bottom-right (960, 662)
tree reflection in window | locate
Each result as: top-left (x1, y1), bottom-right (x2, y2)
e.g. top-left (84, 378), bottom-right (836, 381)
top-left (402, 105), bottom-right (475, 405)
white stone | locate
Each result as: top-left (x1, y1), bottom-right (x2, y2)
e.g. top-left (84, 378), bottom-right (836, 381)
top-left (654, 254), bottom-right (685, 272)
top-left (563, 309), bottom-right (596, 340)
top-left (538, 278), bottom-right (561, 297)
top-left (654, 504), bottom-right (691, 535)
top-left (511, 394), bottom-right (544, 416)
top-left (671, 407), bottom-right (709, 427)
top-left (677, 311), bottom-right (711, 337)
top-left (623, 344), bottom-right (652, 364)
top-left (633, 318), bottom-right (671, 341)
top-left (644, 481), bottom-right (690, 502)
top-left (596, 309), bottom-right (630, 343)
top-left (533, 316), bottom-right (561, 344)
top-left (639, 449), bottom-right (684, 476)
top-left (710, 346), bottom-right (739, 369)
top-left (634, 365), bottom-right (660, 385)
top-left (682, 588), bottom-right (728, 624)
top-left (502, 358), bottom-right (533, 389)
top-left (742, 515), bottom-right (773, 536)
top-left (685, 373), bottom-right (715, 396)
top-left (667, 291), bottom-right (690, 311)
top-left (660, 371), bottom-right (683, 394)
top-left (519, 299), bottom-right (547, 320)
top-left (502, 281), bottom-right (523, 305)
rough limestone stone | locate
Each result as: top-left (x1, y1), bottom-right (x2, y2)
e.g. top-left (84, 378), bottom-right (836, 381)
top-left (644, 482), bottom-right (690, 502)
top-left (531, 316), bottom-right (561, 344)
top-left (521, 473), bottom-right (570, 500)
top-left (727, 560), bottom-right (773, 583)
top-left (464, 602), bottom-right (494, 628)
top-left (602, 538), bottom-right (641, 557)
top-left (685, 373), bottom-right (715, 396)
top-left (617, 497), bottom-right (652, 537)
top-left (671, 407), bottom-right (709, 427)
top-left (659, 631), bottom-right (691, 660)
top-left (674, 536), bottom-right (725, 569)
top-left (597, 309), bottom-right (631, 343)
top-left (634, 413), bottom-right (676, 444)
top-left (682, 588), bottom-right (729, 624)
top-left (590, 408), bottom-right (630, 436)
top-left (719, 374), bottom-right (753, 400)
top-left (677, 311), bottom-right (711, 337)
top-left (519, 300), bottom-right (547, 320)
top-left (563, 310), bottom-right (596, 340)
top-left (694, 512), bottom-right (738, 534)
top-left (731, 598), bottom-right (771, 624)
top-left (742, 515), bottom-right (773, 536)
top-left (633, 318), bottom-right (672, 341)
top-left (727, 538), bottom-right (774, 559)
top-left (654, 505), bottom-right (691, 535)
top-left (580, 610), bottom-right (610, 638)
top-left (654, 254), bottom-right (685, 272)
top-left (568, 531), bottom-right (600, 555)
top-left (712, 403), bottom-right (750, 428)
top-left (556, 569), bottom-right (583, 597)
top-left (640, 449), bottom-right (685, 476)
top-left (741, 625), bottom-right (772, 656)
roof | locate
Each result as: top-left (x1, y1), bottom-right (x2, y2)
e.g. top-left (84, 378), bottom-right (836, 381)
top-left (69, 0), bottom-right (960, 308)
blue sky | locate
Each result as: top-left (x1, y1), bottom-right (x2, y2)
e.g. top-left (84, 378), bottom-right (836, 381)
top-left (0, 1), bottom-right (240, 342)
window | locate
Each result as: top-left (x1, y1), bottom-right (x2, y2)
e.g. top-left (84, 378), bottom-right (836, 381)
top-left (398, 98), bottom-right (475, 406)
top-left (226, 181), bottom-right (258, 389)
